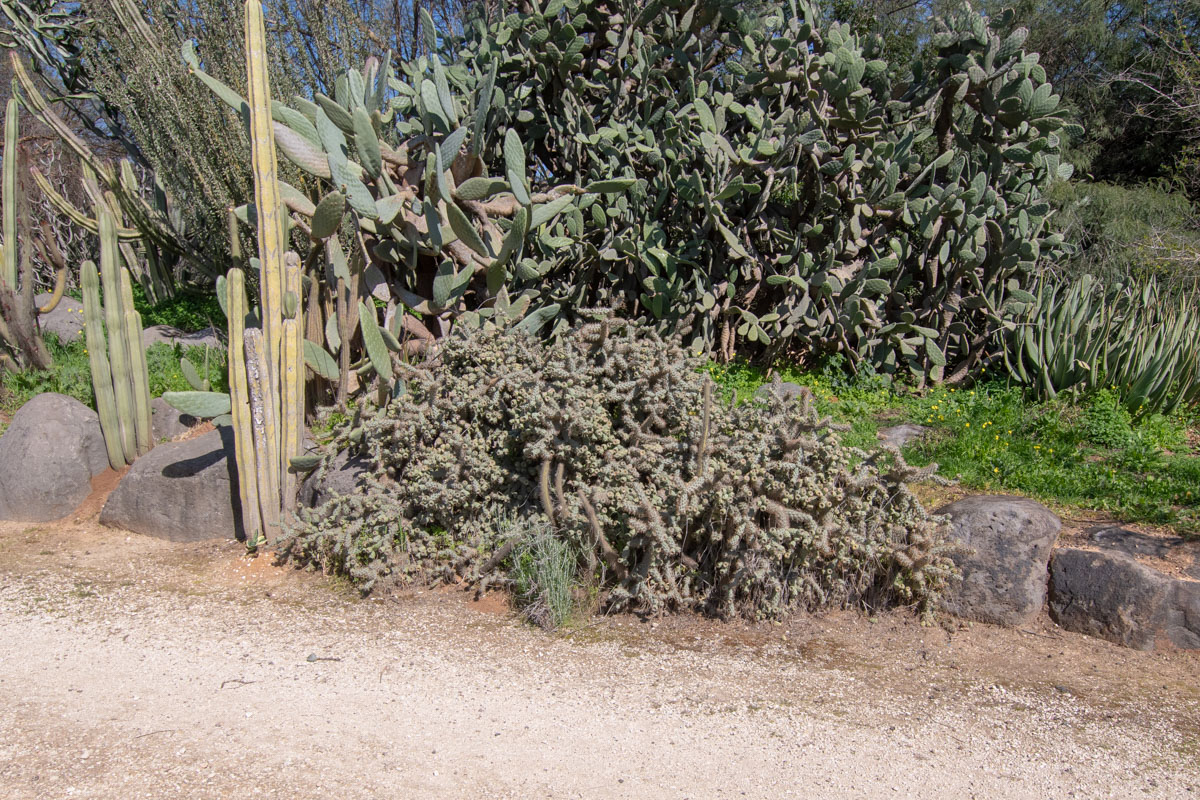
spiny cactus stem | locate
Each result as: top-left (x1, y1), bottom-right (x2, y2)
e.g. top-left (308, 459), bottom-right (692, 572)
top-left (227, 268), bottom-right (264, 548)
top-left (98, 209), bottom-right (136, 464)
top-left (244, 0), bottom-right (286, 392)
top-left (245, 327), bottom-right (282, 539)
top-left (81, 260), bottom-right (124, 470)
top-left (2, 98), bottom-right (18, 289)
top-left (119, 268), bottom-right (153, 456)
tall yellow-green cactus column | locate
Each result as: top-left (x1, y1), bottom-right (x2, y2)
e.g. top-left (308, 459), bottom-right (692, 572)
top-left (244, 0), bottom-right (304, 522)
top-left (226, 267), bottom-right (264, 547)
top-left (280, 252), bottom-right (304, 512)
top-left (2, 98), bottom-right (18, 289)
top-left (244, 0), bottom-right (284, 384)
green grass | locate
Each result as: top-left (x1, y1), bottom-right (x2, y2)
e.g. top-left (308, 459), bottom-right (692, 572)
top-left (1, 332), bottom-right (229, 424)
top-left (66, 282), bottom-right (225, 333)
top-left (707, 360), bottom-right (1200, 534)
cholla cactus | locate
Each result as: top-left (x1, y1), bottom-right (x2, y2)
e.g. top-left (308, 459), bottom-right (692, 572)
top-left (284, 314), bottom-right (958, 619)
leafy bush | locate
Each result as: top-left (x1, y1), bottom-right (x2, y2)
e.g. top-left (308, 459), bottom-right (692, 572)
top-left (0, 333), bottom-right (93, 415)
top-left (1, 333), bottom-right (228, 422)
top-left (144, 343), bottom-right (229, 398)
top-left (904, 383), bottom-right (1200, 531)
top-left (284, 316), bottom-right (957, 618)
top-left (131, 283), bottom-right (225, 333)
top-left (1049, 180), bottom-right (1200, 290)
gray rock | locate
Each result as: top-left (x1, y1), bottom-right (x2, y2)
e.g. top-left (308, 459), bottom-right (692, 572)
top-left (299, 447), bottom-right (370, 508)
top-left (100, 428), bottom-right (243, 542)
top-left (0, 393), bottom-right (110, 521)
top-left (34, 293), bottom-right (85, 343)
top-left (1168, 580), bottom-right (1200, 649)
top-left (877, 424), bottom-right (930, 449)
top-left (752, 381), bottom-right (806, 403)
top-left (142, 325), bottom-right (221, 350)
top-left (1048, 548), bottom-right (1199, 650)
top-left (151, 396), bottom-right (199, 441)
top-left (937, 495), bottom-right (1061, 626)
top-left (1089, 525), bottom-right (1185, 559)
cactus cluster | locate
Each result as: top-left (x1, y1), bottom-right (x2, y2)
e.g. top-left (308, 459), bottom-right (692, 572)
top-left (181, 5), bottom-right (633, 404)
top-left (1002, 274), bottom-right (1200, 415)
top-left (0, 96), bottom-right (64, 372)
top-left (417, 0), bottom-right (1071, 380)
top-left (10, 53), bottom-right (187, 299)
top-left (283, 314), bottom-right (957, 619)
top-left (167, 1), bottom-right (307, 548)
top-left (81, 209), bottom-right (153, 468)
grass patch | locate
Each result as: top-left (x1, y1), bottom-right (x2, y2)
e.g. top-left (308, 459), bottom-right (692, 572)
top-left (707, 360), bottom-right (1200, 533)
top-left (509, 522), bottom-right (579, 631)
top-left (1, 332), bottom-right (229, 422)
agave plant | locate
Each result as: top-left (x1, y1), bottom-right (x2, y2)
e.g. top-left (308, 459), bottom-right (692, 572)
top-left (1003, 274), bottom-right (1200, 415)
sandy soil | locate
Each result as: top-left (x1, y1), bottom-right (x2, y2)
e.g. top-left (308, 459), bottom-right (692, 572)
top-left (1, 509), bottom-right (1198, 799)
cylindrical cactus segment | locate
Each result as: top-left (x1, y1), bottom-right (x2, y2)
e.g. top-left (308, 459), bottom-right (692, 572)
top-left (244, 0), bottom-right (286, 397)
top-left (119, 268), bottom-right (153, 456)
top-left (98, 208), bottom-right (136, 464)
top-left (81, 260), bottom-right (124, 470)
top-left (281, 251), bottom-right (304, 511)
top-left (245, 327), bottom-right (282, 538)
top-left (2, 98), bottom-right (17, 289)
top-left (227, 268), bottom-right (264, 548)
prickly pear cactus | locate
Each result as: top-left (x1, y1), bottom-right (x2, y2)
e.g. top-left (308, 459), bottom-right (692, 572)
top-left (441, 1), bottom-right (1071, 380)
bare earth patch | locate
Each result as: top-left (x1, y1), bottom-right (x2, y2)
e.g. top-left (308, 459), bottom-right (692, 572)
top-left (0, 509), bottom-right (1197, 799)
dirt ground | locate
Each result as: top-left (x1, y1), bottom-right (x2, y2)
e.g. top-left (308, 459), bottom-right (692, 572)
top-left (1, 494), bottom-right (1198, 799)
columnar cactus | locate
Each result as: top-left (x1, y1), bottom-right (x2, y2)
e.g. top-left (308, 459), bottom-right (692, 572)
top-left (81, 208), bottom-right (153, 468)
top-left (171, 1), bottom-right (306, 548)
top-left (0, 96), bottom-right (58, 372)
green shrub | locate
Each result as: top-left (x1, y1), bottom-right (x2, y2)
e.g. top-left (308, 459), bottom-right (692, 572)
top-left (144, 343), bottom-right (229, 398)
top-left (284, 316), bottom-right (957, 618)
top-left (132, 283), bottom-right (225, 332)
top-left (1049, 180), bottom-right (1200, 290)
top-left (1080, 389), bottom-right (1134, 449)
top-left (1, 334), bottom-right (228, 422)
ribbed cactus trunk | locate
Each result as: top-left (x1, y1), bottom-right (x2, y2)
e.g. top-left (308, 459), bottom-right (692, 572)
top-left (82, 210), bottom-right (154, 468)
top-left (244, 0), bottom-right (284, 394)
top-left (2, 99), bottom-right (17, 290)
top-left (120, 268), bottom-right (153, 456)
top-left (226, 268), bottom-right (263, 546)
top-left (98, 209), bottom-right (137, 464)
top-left (81, 260), bottom-right (125, 470)
top-left (233, 0), bottom-right (305, 541)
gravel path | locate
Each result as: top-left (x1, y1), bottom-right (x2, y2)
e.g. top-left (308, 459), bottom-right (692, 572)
top-left (0, 521), bottom-right (1197, 799)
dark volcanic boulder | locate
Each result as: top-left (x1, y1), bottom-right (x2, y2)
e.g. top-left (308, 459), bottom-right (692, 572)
top-left (100, 428), bottom-right (242, 541)
top-left (937, 495), bottom-right (1061, 626)
top-left (299, 447), bottom-right (370, 508)
top-left (1049, 548), bottom-right (1200, 650)
top-left (0, 393), bottom-right (110, 522)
